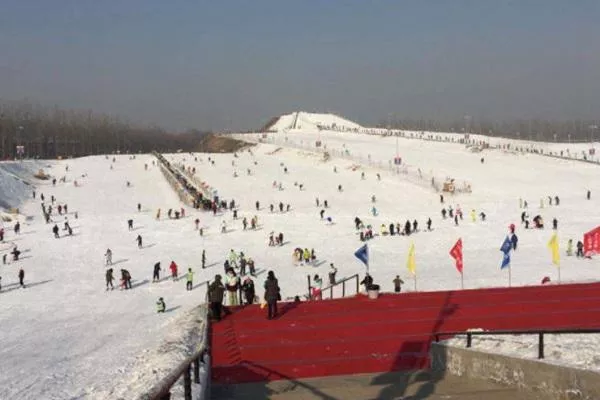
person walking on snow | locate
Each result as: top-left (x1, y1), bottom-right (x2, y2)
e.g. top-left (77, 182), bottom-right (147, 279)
top-left (202, 250), bottom-right (206, 269)
top-left (186, 268), bottom-right (194, 290)
top-left (328, 264), bottom-right (337, 285)
top-left (228, 249), bottom-right (238, 268)
top-left (106, 268), bottom-right (114, 290)
top-left (156, 297), bottom-right (166, 313)
top-left (105, 249), bottom-right (113, 265)
top-left (226, 269), bottom-right (240, 305)
top-left (136, 234), bottom-right (143, 249)
top-left (242, 276), bottom-right (255, 305)
top-left (393, 275), bottom-right (405, 293)
top-left (128, 219), bottom-right (133, 230)
top-left (153, 262), bottom-right (161, 282)
top-left (426, 218), bottom-right (432, 231)
top-left (169, 261), bottom-right (178, 280)
top-left (208, 275), bottom-right (226, 321)
top-left (18, 268), bottom-right (25, 287)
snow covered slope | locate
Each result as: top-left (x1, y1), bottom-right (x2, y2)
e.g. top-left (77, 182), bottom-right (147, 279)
top-left (267, 111), bottom-right (363, 132)
top-left (1, 127), bottom-right (600, 398)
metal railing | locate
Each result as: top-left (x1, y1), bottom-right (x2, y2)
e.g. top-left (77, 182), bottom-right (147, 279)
top-left (307, 273), bottom-right (359, 300)
top-left (434, 328), bottom-right (600, 359)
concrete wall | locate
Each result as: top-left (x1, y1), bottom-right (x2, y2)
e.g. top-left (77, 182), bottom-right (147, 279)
top-left (431, 342), bottom-right (600, 400)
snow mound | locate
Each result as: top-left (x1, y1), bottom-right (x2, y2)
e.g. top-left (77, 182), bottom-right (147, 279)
top-left (267, 112), bottom-right (363, 132)
top-left (0, 161), bottom-right (49, 211)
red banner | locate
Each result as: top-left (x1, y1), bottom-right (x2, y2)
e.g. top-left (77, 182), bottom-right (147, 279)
top-left (584, 227), bottom-right (600, 256)
top-left (449, 238), bottom-right (463, 274)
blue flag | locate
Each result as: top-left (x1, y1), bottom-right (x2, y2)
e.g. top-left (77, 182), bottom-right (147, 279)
top-left (500, 236), bottom-right (512, 269)
top-left (354, 244), bottom-right (369, 270)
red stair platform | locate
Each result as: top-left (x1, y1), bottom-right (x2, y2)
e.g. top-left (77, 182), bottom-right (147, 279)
top-left (210, 282), bottom-right (600, 384)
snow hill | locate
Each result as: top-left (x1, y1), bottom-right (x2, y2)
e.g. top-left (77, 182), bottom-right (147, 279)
top-left (266, 111), bottom-right (363, 132)
top-left (1, 129), bottom-right (600, 399)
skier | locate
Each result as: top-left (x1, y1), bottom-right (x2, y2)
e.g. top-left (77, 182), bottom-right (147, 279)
top-left (239, 254), bottom-right (247, 276)
top-left (426, 218), bottom-right (432, 231)
top-left (320, 209), bottom-right (325, 219)
top-left (552, 218), bottom-right (558, 230)
top-left (156, 297), bottom-right (166, 313)
top-left (371, 206), bottom-right (378, 216)
top-left (18, 268), bottom-right (25, 287)
top-left (278, 232), bottom-right (284, 246)
top-left (479, 212), bottom-right (486, 221)
top-left (393, 275), bottom-right (405, 293)
top-left (136, 234), bottom-right (143, 249)
top-left (138, 203), bottom-right (142, 212)
top-left (106, 268), bottom-right (114, 290)
top-left (233, 209), bottom-right (238, 219)
top-left (53, 224), bottom-right (60, 238)
top-left (279, 202), bottom-right (284, 212)
top-left (511, 234), bottom-right (519, 251)
top-left (255, 200), bottom-right (260, 211)
top-left (186, 268), bottom-right (194, 291)
top-left (228, 249), bottom-right (238, 268)
top-left (587, 190), bottom-right (591, 200)
top-left (156, 208), bottom-right (161, 220)
top-left (328, 263), bottom-right (337, 285)
top-left (324, 200), bottom-right (328, 208)
top-left (169, 260), bottom-right (178, 280)
top-left (202, 250), bottom-right (206, 269)
top-left (316, 197), bottom-right (320, 207)
top-left (454, 214), bottom-right (459, 226)
top-left (242, 276), bottom-right (255, 305)
top-left (195, 218), bottom-right (200, 230)
top-left (208, 275), bottom-right (225, 321)
top-left (441, 208), bottom-right (447, 219)
top-left (404, 220), bottom-right (412, 235)
top-left (14, 222), bottom-right (20, 235)
top-left (153, 262), bottom-right (161, 282)
top-left (0, 227), bottom-right (4, 241)
top-left (412, 220), bottom-right (418, 233)
top-left (105, 249), bottom-right (113, 265)
top-left (128, 219), bottom-right (133, 230)
top-left (470, 209), bottom-right (476, 222)
top-left (440, 194), bottom-right (444, 204)
top-left (221, 220), bottom-right (227, 233)
top-left (554, 196), bottom-right (560, 206)
top-left (371, 195), bottom-right (376, 203)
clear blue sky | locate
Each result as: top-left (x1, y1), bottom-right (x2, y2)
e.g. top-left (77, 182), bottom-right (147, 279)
top-left (1, 0), bottom-right (599, 131)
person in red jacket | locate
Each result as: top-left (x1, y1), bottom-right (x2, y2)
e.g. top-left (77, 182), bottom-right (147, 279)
top-left (169, 261), bottom-right (178, 281)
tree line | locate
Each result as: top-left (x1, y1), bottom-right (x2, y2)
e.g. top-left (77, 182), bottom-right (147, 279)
top-left (376, 117), bottom-right (599, 143)
top-left (0, 100), bottom-right (208, 160)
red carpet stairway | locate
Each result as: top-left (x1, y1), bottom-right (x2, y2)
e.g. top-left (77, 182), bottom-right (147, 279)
top-left (211, 282), bottom-right (600, 384)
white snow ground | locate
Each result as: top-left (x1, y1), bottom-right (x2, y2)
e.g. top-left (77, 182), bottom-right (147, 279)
top-left (1, 126), bottom-right (600, 399)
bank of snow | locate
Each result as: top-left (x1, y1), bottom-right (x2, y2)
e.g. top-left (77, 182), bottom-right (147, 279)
top-left (0, 160), bottom-right (49, 211)
top-left (444, 333), bottom-right (600, 372)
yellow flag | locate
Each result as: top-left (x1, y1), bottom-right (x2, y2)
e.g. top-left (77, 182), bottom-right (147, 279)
top-left (547, 233), bottom-right (560, 266)
top-left (407, 243), bottom-right (416, 275)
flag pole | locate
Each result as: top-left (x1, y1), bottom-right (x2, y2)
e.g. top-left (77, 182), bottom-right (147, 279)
top-left (460, 272), bottom-right (464, 290)
top-left (558, 264), bottom-right (561, 283)
top-left (414, 272), bottom-right (417, 292)
top-left (508, 264), bottom-right (512, 287)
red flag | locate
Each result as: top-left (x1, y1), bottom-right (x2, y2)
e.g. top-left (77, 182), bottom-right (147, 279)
top-left (449, 238), bottom-right (463, 274)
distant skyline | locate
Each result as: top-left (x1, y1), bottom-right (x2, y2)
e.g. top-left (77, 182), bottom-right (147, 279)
top-left (1, 1), bottom-right (600, 132)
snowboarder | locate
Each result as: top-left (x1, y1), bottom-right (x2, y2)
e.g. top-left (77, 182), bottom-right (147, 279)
top-left (393, 275), bottom-right (405, 293)
top-left (153, 262), bottom-right (161, 282)
top-left (136, 235), bottom-right (143, 249)
top-left (186, 268), bottom-right (194, 290)
top-left (106, 268), bottom-right (114, 290)
top-left (156, 297), bottom-right (166, 313)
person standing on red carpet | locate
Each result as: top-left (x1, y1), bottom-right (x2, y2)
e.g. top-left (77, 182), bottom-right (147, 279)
top-left (264, 271), bottom-right (280, 320)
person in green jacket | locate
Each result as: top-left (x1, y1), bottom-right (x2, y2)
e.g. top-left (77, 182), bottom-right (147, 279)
top-left (186, 268), bottom-right (194, 291)
top-left (156, 297), bottom-right (166, 313)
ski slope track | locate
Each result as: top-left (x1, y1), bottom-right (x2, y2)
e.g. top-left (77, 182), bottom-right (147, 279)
top-left (0, 127), bottom-right (599, 399)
